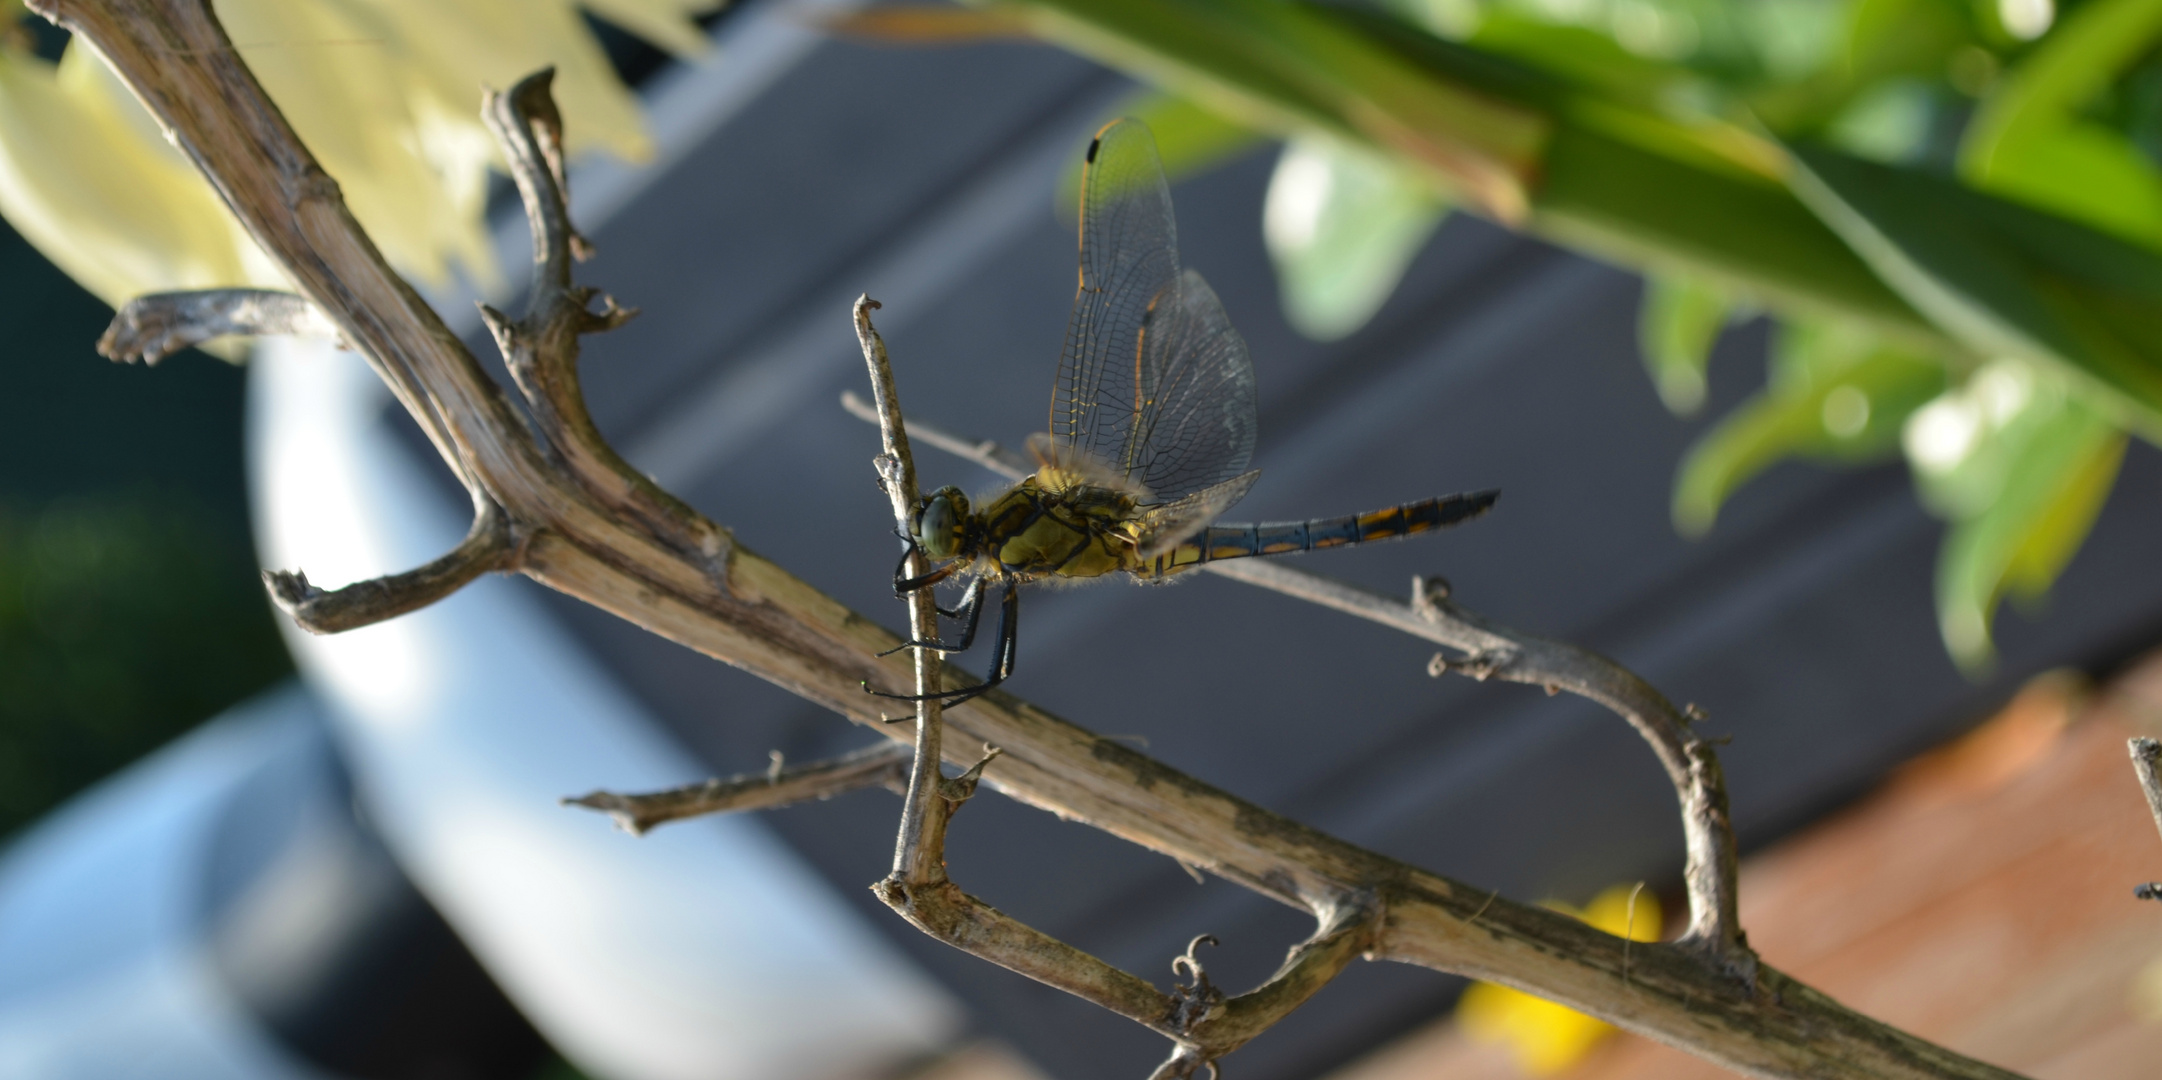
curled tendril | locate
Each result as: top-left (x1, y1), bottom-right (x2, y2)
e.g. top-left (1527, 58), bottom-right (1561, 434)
top-left (1172, 933), bottom-right (1220, 993)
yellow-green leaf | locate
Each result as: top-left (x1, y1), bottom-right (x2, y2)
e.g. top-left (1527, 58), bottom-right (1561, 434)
top-left (1961, 0), bottom-right (2162, 248)
top-left (1786, 145), bottom-right (2162, 433)
top-left (1675, 322), bottom-right (1944, 535)
top-left (1636, 274), bottom-right (1735, 416)
top-left (1928, 385), bottom-right (2124, 671)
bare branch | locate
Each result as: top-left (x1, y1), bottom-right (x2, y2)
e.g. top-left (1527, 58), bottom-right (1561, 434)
top-left (842, 395), bottom-right (1753, 978)
top-left (841, 390), bottom-right (1032, 478)
top-left (2130, 737), bottom-right (2162, 902)
top-left (562, 741), bottom-right (912, 835)
top-left (1414, 576), bottom-right (1746, 973)
top-left (479, 70), bottom-right (725, 572)
top-left (263, 497), bottom-right (516, 634)
top-left (98, 288), bottom-right (340, 364)
top-left (854, 297), bottom-right (954, 889)
top-left (47, 4), bottom-right (2021, 1075)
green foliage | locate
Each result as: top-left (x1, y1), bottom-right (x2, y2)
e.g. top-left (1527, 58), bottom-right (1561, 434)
top-left (1263, 135), bottom-right (1449, 340)
top-left (1674, 320), bottom-right (1945, 534)
top-left (1907, 361), bottom-right (2127, 669)
top-left (0, 494), bottom-right (290, 836)
top-left (1637, 274), bottom-right (1739, 415)
top-left (1001, 0), bottom-right (2162, 665)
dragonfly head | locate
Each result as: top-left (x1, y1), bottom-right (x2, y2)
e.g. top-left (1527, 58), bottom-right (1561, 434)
top-left (913, 486), bottom-right (972, 561)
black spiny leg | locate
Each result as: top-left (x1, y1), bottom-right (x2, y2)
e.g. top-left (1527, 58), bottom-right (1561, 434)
top-left (878, 577), bottom-right (987, 656)
top-left (868, 582), bottom-right (1018, 708)
top-left (892, 543), bottom-right (961, 598)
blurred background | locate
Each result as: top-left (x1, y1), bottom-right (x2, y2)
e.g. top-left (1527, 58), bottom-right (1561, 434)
top-left (4, 0), bottom-right (2162, 1078)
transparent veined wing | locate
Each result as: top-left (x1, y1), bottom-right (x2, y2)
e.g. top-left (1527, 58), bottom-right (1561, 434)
top-left (1133, 469), bottom-right (1261, 558)
top-left (1050, 118), bottom-right (1258, 504)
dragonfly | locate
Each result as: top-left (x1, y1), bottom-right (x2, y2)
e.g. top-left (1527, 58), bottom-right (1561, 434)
top-left (872, 118), bottom-right (1498, 708)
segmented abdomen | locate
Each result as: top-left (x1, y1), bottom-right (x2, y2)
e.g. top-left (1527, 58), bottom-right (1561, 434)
top-left (1144, 489), bottom-right (1498, 578)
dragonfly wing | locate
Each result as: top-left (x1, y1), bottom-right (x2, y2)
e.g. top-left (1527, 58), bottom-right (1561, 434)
top-left (1127, 269), bottom-right (1257, 501)
top-left (1052, 118), bottom-right (1258, 502)
top-left (1134, 468), bottom-right (1260, 559)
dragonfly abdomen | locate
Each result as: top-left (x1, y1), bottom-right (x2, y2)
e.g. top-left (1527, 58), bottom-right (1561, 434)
top-left (1142, 489), bottom-right (1499, 578)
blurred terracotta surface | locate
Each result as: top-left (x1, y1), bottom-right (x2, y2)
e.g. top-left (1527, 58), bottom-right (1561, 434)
top-left (905, 1041), bottom-right (1056, 1080)
top-left (1330, 659), bottom-right (2162, 1080)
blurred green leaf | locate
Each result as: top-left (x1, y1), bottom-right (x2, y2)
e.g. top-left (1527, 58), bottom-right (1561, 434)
top-left (0, 493), bottom-right (291, 836)
top-left (1961, 0), bottom-right (2162, 247)
top-left (1055, 90), bottom-right (1261, 222)
top-left (1823, 79), bottom-right (1936, 163)
top-left (1003, 0), bottom-right (1551, 219)
top-left (1462, 10), bottom-right (1697, 111)
top-left (1262, 135), bottom-right (1448, 340)
top-left (1674, 320), bottom-right (1945, 533)
top-left (1913, 363), bottom-right (2126, 669)
top-left (1637, 273), bottom-right (1736, 415)
top-left (1787, 145), bottom-right (2162, 431)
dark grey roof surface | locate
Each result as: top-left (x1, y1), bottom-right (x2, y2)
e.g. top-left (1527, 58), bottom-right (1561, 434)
top-left (425, 26), bottom-right (2162, 1080)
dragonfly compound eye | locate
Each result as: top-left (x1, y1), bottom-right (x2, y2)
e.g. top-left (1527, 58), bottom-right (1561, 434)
top-left (916, 487), bottom-right (970, 560)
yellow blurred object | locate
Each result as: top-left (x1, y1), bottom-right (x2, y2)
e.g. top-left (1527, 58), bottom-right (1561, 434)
top-left (1454, 884), bottom-right (1662, 1076)
top-left (0, 0), bottom-right (720, 313)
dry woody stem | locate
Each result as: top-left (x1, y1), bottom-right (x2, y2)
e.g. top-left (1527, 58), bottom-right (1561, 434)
top-left (562, 742), bottom-right (912, 836)
top-left (2129, 737), bottom-right (2162, 901)
top-left (45, 0), bottom-right (2030, 1076)
top-left (98, 287), bottom-right (340, 364)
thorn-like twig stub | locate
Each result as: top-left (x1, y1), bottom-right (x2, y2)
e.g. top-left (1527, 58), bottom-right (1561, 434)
top-left (1412, 574), bottom-right (1452, 605)
top-left (1429, 649), bottom-right (1508, 681)
top-left (939, 745), bottom-right (1003, 805)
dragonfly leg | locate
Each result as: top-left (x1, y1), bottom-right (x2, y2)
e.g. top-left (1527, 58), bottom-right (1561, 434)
top-left (925, 583), bottom-right (1018, 708)
top-left (877, 577), bottom-right (986, 656)
top-left (865, 583), bottom-right (1018, 707)
top-left (891, 544), bottom-right (960, 596)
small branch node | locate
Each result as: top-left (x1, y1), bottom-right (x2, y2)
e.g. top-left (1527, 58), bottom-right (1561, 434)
top-left (1411, 573), bottom-right (1453, 609)
top-left (1168, 933), bottom-right (1225, 1029)
top-left (939, 745), bottom-right (1002, 806)
top-left (582, 292), bottom-right (639, 333)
